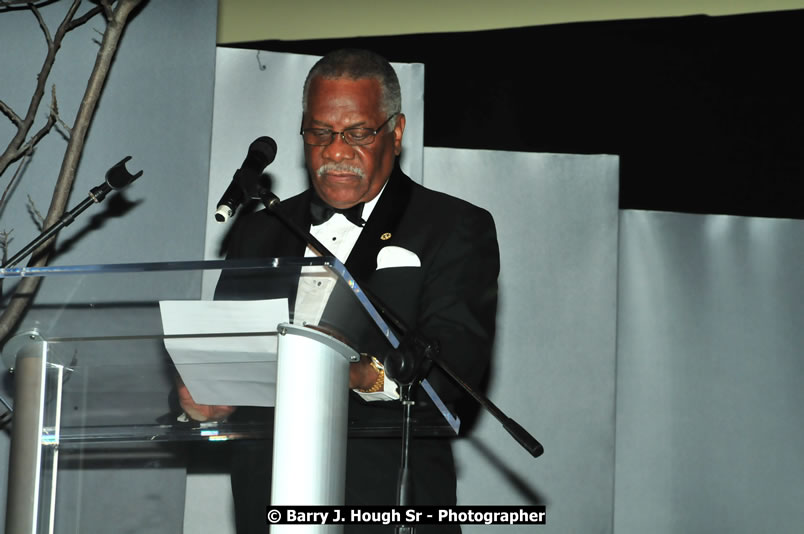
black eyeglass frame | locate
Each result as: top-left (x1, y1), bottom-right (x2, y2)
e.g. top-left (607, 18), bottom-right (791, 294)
top-left (300, 112), bottom-right (399, 146)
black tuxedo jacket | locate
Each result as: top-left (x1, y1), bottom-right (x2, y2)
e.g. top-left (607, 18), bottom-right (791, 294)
top-left (222, 165), bottom-right (499, 531)
top-left (219, 164), bottom-right (500, 407)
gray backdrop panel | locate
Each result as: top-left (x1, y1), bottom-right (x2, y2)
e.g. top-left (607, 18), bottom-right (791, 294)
top-left (615, 210), bottom-right (804, 534)
top-left (424, 148), bottom-right (620, 534)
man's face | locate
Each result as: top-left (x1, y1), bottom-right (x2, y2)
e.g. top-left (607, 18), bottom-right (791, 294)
top-left (303, 76), bottom-right (405, 209)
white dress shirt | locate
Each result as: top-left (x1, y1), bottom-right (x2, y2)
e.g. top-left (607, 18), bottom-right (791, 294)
top-left (294, 186), bottom-right (399, 401)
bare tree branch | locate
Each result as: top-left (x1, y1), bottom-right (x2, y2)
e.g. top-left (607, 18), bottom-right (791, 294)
top-left (0, 231), bottom-right (12, 265)
top-left (50, 85), bottom-right (72, 137)
top-left (0, 0), bottom-right (82, 174)
top-left (100, 0), bottom-right (114, 21)
top-left (26, 194), bottom-right (45, 230)
top-left (18, 88), bottom-right (58, 154)
top-left (30, 3), bottom-right (53, 45)
top-left (67, 4), bottom-right (105, 30)
top-left (0, 0), bottom-right (144, 342)
top-left (0, 99), bottom-right (22, 126)
top-left (39, 0), bottom-right (142, 230)
top-left (1, 1), bottom-right (60, 6)
top-left (0, 148), bottom-right (31, 215)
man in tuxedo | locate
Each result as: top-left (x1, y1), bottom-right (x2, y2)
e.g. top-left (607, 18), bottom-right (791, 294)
top-left (180, 48), bottom-right (499, 533)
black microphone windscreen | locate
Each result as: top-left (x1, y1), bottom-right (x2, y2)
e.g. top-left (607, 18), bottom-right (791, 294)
top-left (245, 136), bottom-right (277, 171)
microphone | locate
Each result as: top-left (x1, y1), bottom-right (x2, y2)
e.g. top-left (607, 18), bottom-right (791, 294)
top-left (215, 136), bottom-right (277, 222)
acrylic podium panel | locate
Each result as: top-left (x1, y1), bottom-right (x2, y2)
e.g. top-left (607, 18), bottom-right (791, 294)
top-left (0, 257), bottom-right (438, 534)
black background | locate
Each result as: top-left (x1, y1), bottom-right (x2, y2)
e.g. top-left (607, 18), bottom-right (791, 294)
top-left (225, 10), bottom-right (804, 219)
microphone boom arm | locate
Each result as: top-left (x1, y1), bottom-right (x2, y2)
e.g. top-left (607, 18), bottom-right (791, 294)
top-left (2, 157), bottom-right (142, 269)
top-left (256, 187), bottom-right (544, 458)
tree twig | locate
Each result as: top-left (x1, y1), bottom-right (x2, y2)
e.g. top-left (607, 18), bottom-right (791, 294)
top-left (26, 194), bottom-right (45, 231)
top-left (99, 0), bottom-right (114, 21)
top-left (1, 1), bottom-right (61, 6)
top-left (0, 0), bottom-right (144, 342)
top-left (49, 84), bottom-right (71, 137)
top-left (18, 99), bottom-right (57, 155)
top-left (67, 4), bottom-right (105, 30)
top-left (30, 2), bottom-right (53, 46)
top-left (0, 230), bottom-right (12, 265)
top-left (0, 99), bottom-right (23, 127)
top-left (0, 0), bottom-right (81, 175)
top-left (0, 148), bottom-right (32, 215)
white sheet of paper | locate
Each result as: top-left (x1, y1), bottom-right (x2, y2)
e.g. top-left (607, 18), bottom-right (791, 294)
top-left (159, 299), bottom-right (289, 407)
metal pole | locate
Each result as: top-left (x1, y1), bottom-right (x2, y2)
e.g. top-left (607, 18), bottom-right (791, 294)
top-left (5, 340), bottom-right (48, 534)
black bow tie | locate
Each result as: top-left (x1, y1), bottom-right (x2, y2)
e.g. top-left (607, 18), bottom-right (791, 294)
top-left (310, 194), bottom-right (365, 227)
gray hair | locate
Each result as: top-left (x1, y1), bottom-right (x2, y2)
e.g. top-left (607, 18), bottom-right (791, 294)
top-left (302, 49), bottom-right (402, 130)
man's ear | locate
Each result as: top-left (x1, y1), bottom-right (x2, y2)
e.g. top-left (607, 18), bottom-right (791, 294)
top-left (393, 114), bottom-right (406, 156)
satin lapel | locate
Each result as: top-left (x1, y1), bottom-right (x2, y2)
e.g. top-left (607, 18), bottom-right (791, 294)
top-left (345, 166), bottom-right (414, 282)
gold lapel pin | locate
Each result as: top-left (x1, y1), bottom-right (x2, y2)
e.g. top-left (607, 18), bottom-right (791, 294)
top-left (380, 232), bottom-right (392, 241)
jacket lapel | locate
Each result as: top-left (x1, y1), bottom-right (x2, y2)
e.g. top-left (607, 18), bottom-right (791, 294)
top-left (345, 165), bottom-right (413, 282)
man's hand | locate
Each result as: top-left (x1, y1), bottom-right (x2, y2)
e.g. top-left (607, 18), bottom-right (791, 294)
top-left (176, 376), bottom-right (236, 422)
top-left (301, 325), bottom-right (379, 391)
top-left (349, 354), bottom-right (380, 391)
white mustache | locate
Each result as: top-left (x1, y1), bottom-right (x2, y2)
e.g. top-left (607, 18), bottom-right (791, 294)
top-left (316, 163), bottom-right (365, 179)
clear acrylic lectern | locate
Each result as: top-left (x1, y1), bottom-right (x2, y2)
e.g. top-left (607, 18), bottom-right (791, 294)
top-left (0, 257), bottom-right (451, 534)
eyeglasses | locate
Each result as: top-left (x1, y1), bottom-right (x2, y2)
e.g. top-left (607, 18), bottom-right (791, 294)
top-left (300, 113), bottom-right (398, 146)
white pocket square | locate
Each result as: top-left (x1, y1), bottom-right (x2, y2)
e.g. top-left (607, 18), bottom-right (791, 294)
top-left (376, 246), bottom-right (421, 270)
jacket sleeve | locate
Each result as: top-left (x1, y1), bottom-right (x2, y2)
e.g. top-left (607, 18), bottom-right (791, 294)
top-left (414, 205), bottom-right (500, 405)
